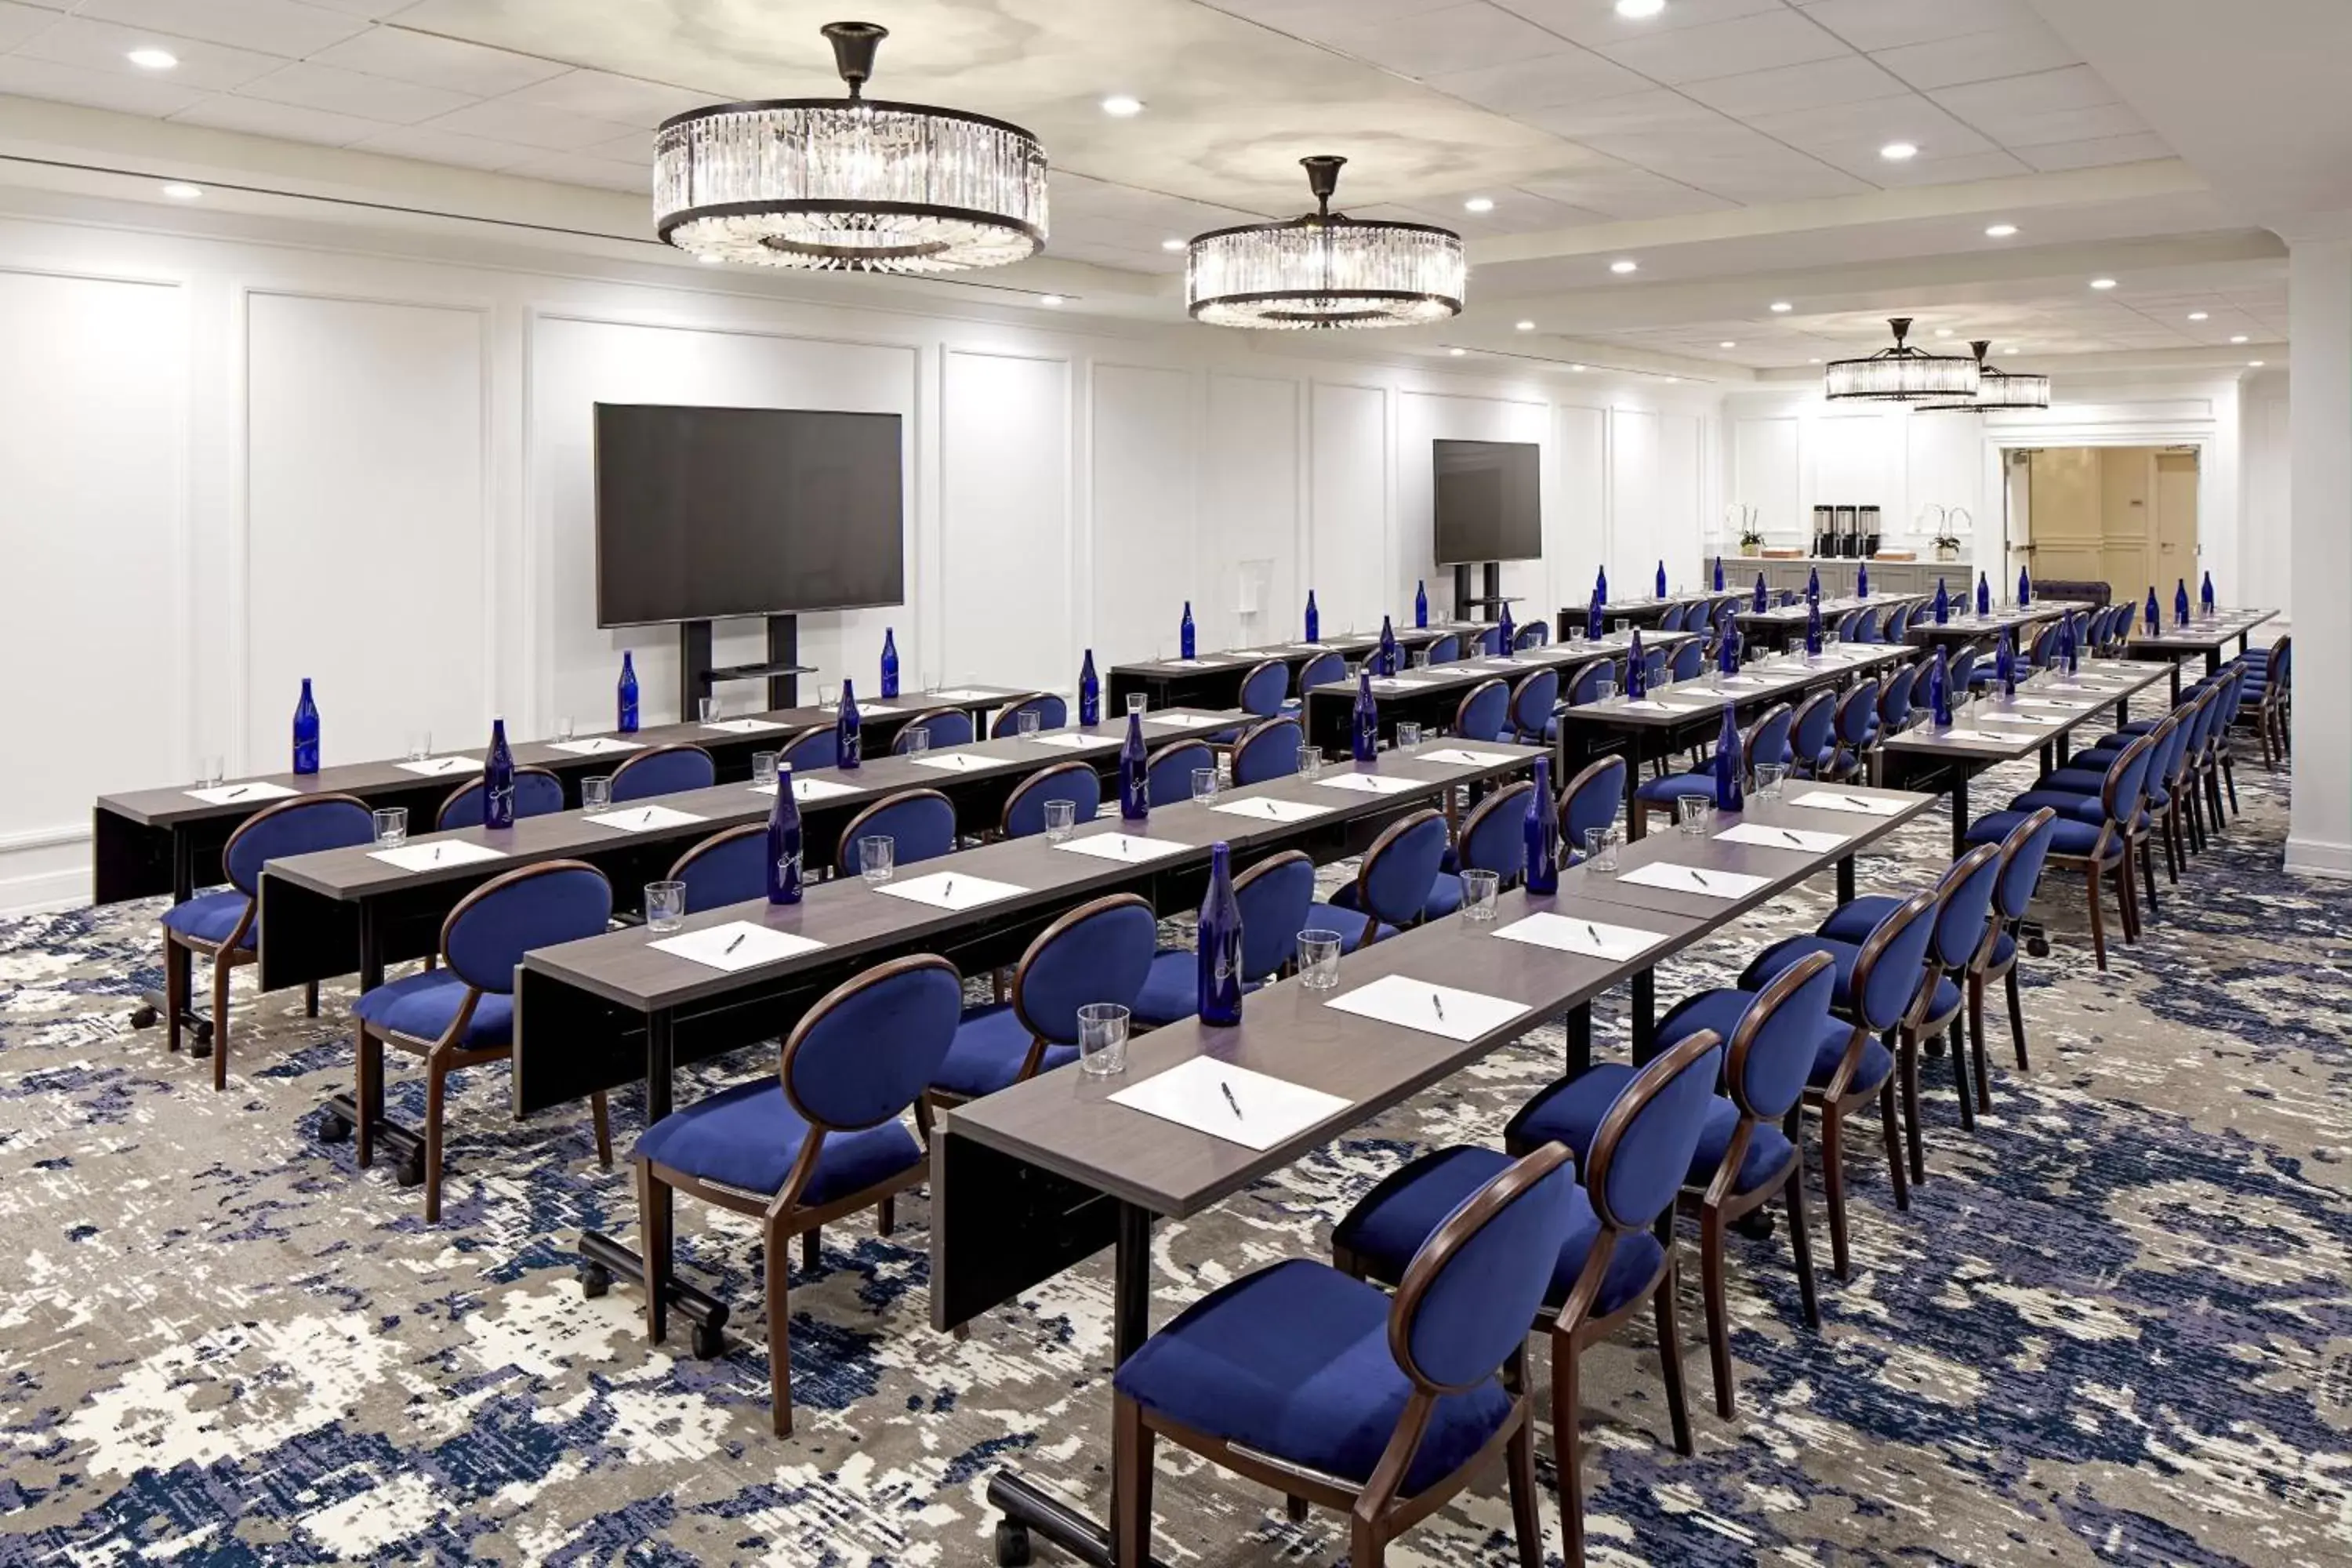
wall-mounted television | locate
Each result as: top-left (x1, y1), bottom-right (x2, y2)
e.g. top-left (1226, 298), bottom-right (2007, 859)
top-left (1433, 439), bottom-right (1541, 564)
top-left (593, 403), bottom-right (906, 626)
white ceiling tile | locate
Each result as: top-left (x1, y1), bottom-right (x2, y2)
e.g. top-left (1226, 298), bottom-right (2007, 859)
top-left (301, 0), bottom-right (423, 14)
top-left (170, 92), bottom-right (382, 145)
top-left (497, 68), bottom-right (711, 129)
top-left (1854, 147), bottom-right (2034, 186)
top-left (502, 149), bottom-right (647, 193)
top-left (1577, 127), bottom-right (1870, 201)
top-left (1516, 165), bottom-right (1735, 219)
top-left (308, 24), bottom-right (569, 95)
top-left (2017, 132), bottom-right (2174, 172)
top-left (1944, 98), bottom-right (2144, 149)
top-left (348, 122), bottom-right (536, 171)
top-left (1423, 45), bottom-right (1649, 114)
top-left (0, 51), bottom-right (204, 114)
top-left (414, 96), bottom-right (632, 151)
top-left (1871, 25), bottom-right (2078, 92)
top-left (235, 60), bottom-right (473, 122)
top-left (1206, 0), bottom-right (1461, 29)
top-left (0, 1), bottom-right (55, 50)
top-left (1300, 2), bottom-right (1578, 80)
top-left (1681, 55), bottom-right (1910, 119)
top-left (73, 0), bottom-right (369, 56)
top-left (1928, 64), bottom-right (2118, 120)
top-left (1796, 0), bottom-right (2040, 53)
top-left (1597, 10), bottom-right (1850, 85)
top-left (1492, 0), bottom-right (1784, 49)
top-left (1746, 95), bottom-right (1994, 160)
top-left (13, 14), bottom-right (290, 89)
top-left (1515, 86), bottom-right (1726, 138)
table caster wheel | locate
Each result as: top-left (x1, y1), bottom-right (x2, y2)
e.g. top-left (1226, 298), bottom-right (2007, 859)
top-left (187, 1025), bottom-right (213, 1058)
top-left (395, 1151), bottom-right (426, 1189)
top-left (315, 1108), bottom-right (351, 1144)
top-left (577, 1262), bottom-right (612, 1300)
top-left (2026, 935), bottom-right (2050, 958)
top-left (1731, 1208), bottom-right (1776, 1242)
top-left (994, 1521), bottom-right (1033, 1566)
top-left (129, 1004), bottom-right (158, 1029)
top-left (691, 1320), bottom-right (725, 1360)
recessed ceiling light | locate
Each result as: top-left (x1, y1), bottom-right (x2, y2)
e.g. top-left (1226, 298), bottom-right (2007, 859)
top-left (1160, 238), bottom-right (1184, 252)
top-left (1719, 340), bottom-right (1736, 349)
top-left (1807, 358), bottom-right (1822, 364)
top-left (1515, 319), bottom-right (1535, 331)
top-left (2187, 311), bottom-right (2209, 321)
top-left (1040, 294), bottom-right (1064, 306)
top-left (1099, 95), bottom-right (1144, 117)
top-left (1616, 0), bottom-right (1666, 16)
top-left (1769, 301), bottom-right (1791, 313)
top-left (1664, 376), bottom-right (1680, 383)
top-left (2249, 360), bottom-right (2265, 367)
top-left (697, 253), bottom-right (724, 265)
top-left (1464, 196), bottom-right (1495, 213)
top-left (1984, 223), bottom-right (2017, 238)
top-left (1448, 347), bottom-right (1467, 356)
top-left (160, 182), bottom-right (202, 200)
top-left (1570, 363), bottom-right (1587, 371)
top-left (1879, 141), bottom-right (1918, 162)
top-left (2089, 278), bottom-right (2118, 289)
top-left (127, 47), bottom-right (178, 71)
top-left (2230, 334), bottom-right (2249, 343)
top-left (1610, 258), bottom-right (1639, 274)
top-left (1933, 328), bottom-right (1953, 337)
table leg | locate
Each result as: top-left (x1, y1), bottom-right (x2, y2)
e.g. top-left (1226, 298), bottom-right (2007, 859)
top-left (1622, 732), bottom-right (1643, 840)
top-left (1949, 772), bottom-right (1969, 858)
top-left (140, 830), bottom-right (211, 1043)
top-left (321, 899), bottom-right (421, 1170)
top-left (2205, 647), bottom-right (2222, 677)
top-left (1630, 969), bottom-right (1657, 1062)
top-left (2169, 661), bottom-right (2183, 703)
top-left (1566, 1002), bottom-right (1592, 1076)
top-left (1837, 855), bottom-right (1856, 906)
top-left (646, 1007), bottom-right (676, 1124)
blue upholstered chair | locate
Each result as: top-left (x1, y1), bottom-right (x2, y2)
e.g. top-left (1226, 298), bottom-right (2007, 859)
top-left (1289, 651), bottom-right (1347, 713)
top-left (1508, 953), bottom-right (1836, 1418)
top-left (1833, 608), bottom-right (1864, 643)
top-left (1659, 602), bottom-right (1688, 633)
top-left (1475, 625), bottom-right (1504, 656)
top-left (1882, 601), bottom-right (1915, 643)
top-left (1559, 755), bottom-right (1626, 865)
top-left (990, 692), bottom-right (1068, 737)
top-left (1236, 659), bottom-right (1290, 721)
top-left (666, 824), bottom-right (766, 911)
top-left (1515, 621), bottom-right (1550, 649)
top-left (609, 742), bottom-right (716, 803)
top-left (1852, 604), bottom-right (1882, 644)
top-left (2030, 690), bottom-right (2205, 893)
top-left (1000, 760), bottom-right (1101, 839)
top-left (837, 788), bottom-right (957, 877)
top-left (2238, 634), bottom-right (2289, 770)
top-left (1634, 703), bottom-right (1791, 833)
top-left (1424, 780), bottom-right (1531, 918)
top-left (1962, 808), bottom-right (2060, 1089)
top-left (779, 724), bottom-right (838, 772)
top-left (1113, 1142), bottom-right (1576, 1568)
top-left (1668, 637), bottom-right (1706, 683)
top-left (1450, 678), bottom-right (1509, 742)
top-left (1333, 1029), bottom-right (1726, 1565)
top-left (1424, 633), bottom-right (1461, 663)
top-left (1788, 689), bottom-right (1838, 779)
top-left (161, 792), bottom-right (376, 1090)
top-left (1947, 645), bottom-right (1978, 696)
top-left (1828, 675), bottom-right (1881, 780)
top-left (891, 707), bottom-right (975, 752)
top-left (437, 766), bottom-right (564, 830)
top-left (1877, 661), bottom-right (1919, 735)
top-left (1506, 668), bottom-right (1561, 745)
top-left (1146, 739), bottom-right (1216, 808)
top-left (1565, 656), bottom-right (1617, 706)
top-left (352, 859), bottom-right (614, 1221)
top-left (634, 953), bottom-right (964, 1436)
top-left (932, 894), bottom-right (1155, 1100)
top-left (1230, 717), bottom-right (1303, 786)
top-left (1966, 729), bottom-right (2156, 972)
top-left (1314, 809), bottom-right (1449, 951)
top-left (1131, 850), bottom-right (1316, 1025)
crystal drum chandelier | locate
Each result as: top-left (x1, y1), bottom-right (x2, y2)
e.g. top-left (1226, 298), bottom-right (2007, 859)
top-left (655, 21), bottom-right (1047, 273)
top-left (1917, 340), bottom-right (2052, 412)
top-left (1824, 318), bottom-right (1980, 402)
top-left (1186, 156), bottom-right (1465, 329)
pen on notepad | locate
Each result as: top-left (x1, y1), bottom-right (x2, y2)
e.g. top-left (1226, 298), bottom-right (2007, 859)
top-left (1690, 869), bottom-right (1708, 887)
top-left (1430, 991), bottom-right (1446, 1021)
top-left (1585, 923), bottom-right (1602, 944)
top-left (943, 878), bottom-right (954, 898)
top-left (1782, 830), bottom-right (1805, 845)
top-left (1220, 1080), bottom-right (1243, 1120)
top-left (432, 846), bottom-right (441, 862)
top-left (225, 786), bottom-right (247, 798)
top-left (641, 809), bottom-right (653, 825)
top-left (723, 932), bottom-right (745, 954)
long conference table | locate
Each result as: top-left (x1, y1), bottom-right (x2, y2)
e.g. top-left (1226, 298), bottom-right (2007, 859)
top-left (1108, 619), bottom-right (1491, 713)
top-left (1902, 599), bottom-right (2088, 652)
top-left (1737, 591), bottom-right (1931, 649)
top-left (939, 775), bottom-right (1937, 1567)
top-left (2126, 608), bottom-right (2278, 699)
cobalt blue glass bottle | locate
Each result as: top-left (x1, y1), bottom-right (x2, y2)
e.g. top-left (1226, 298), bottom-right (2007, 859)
top-left (1497, 601), bottom-right (1516, 655)
top-left (1180, 601), bottom-right (1196, 659)
top-left (1352, 665), bottom-right (1380, 763)
top-left (1751, 572), bottom-right (1767, 614)
top-left (1595, 564), bottom-right (1609, 606)
top-left (1996, 630), bottom-right (2017, 698)
top-left (291, 677), bottom-right (320, 775)
top-left (1414, 579), bottom-right (1428, 630)
top-left (1655, 559), bottom-right (1667, 599)
top-left (1718, 621), bottom-right (1741, 676)
top-left (2061, 612), bottom-right (2079, 675)
top-left (1929, 649), bottom-right (1951, 727)
top-left (1857, 560), bottom-right (1870, 598)
top-left (2174, 578), bottom-right (2190, 628)
top-left (485, 718), bottom-right (516, 828)
top-left (618, 652), bottom-right (639, 734)
top-left (1196, 841), bottom-right (1244, 1027)
top-left (1805, 597), bottom-right (1824, 658)
top-left (2201, 570), bottom-right (2216, 615)
top-left (837, 678), bottom-right (862, 770)
top-left (2145, 585), bottom-right (2160, 633)
top-left (1079, 648), bottom-right (1101, 726)
top-left (767, 764), bottom-right (803, 905)
top-left (1377, 615), bottom-right (1399, 676)
top-left (1626, 629), bottom-right (1648, 699)
top-left (2017, 565), bottom-right (2032, 606)
top-left (1585, 592), bottom-right (1603, 641)
top-left (1120, 710), bottom-right (1150, 820)
top-left (1523, 755), bottom-right (1559, 895)
top-left (1806, 565), bottom-right (1820, 604)
top-left (1712, 706), bottom-right (1744, 814)
top-left (1976, 573), bottom-right (1991, 616)
top-left (1305, 589), bottom-right (1319, 642)
top-left (1933, 577), bottom-right (1951, 624)
top-left (880, 628), bottom-right (899, 699)
top-left (1713, 556), bottom-right (1726, 592)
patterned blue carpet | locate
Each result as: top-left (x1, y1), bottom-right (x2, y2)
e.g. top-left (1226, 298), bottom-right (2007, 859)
top-left (0, 752), bottom-right (2346, 1565)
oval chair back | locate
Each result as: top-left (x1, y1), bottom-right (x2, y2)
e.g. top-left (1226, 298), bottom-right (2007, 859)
top-left (1849, 889), bottom-right (1941, 1036)
top-left (1745, 703), bottom-right (1795, 782)
top-left (224, 793), bottom-right (376, 896)
top-left (1451, 679), bottom-right (1509, 742)
top-left (1014, 893), bottom-right (1158, 1045)
top-left (437, 766), bottom-right (564, 831)
top-left (443, 859), bottom-right (614, 995)
top-left (1424, 633), bottom-right (1461, 664)
top-left (1145, 739), bottom-right (1216, 807)
top-left (1388, 1142), bottom-right (1577, 1396)
top-left (780, 955), bottom-right (964, 1134)
top-left (1456, 781), bottom-right (1534, 885)
top-left (1566, 656), bottom-right (1616, 706)
top-left (1659, 603), bottom-right (1687, 633)
top-left (2115, 600), bottom-right (2137, 641)
top-left (1296, 650), bottom-right (1347, 695)
top-left (1345, 810), bottom-right (1451, 939)
top-left (666, 824), bottom-right (767, 911)
top-left (1992, 808), bottom-right (2060, 925)
top-left (1236, 850), bottom-right (1317, 982)
top-left (1583, 1029), bottom-right (1726, 1235)
top-left (1474, 625), bottom-right (1504, 656)
top-left (1506, 669), bottom-right (1560, 741)
top-left (1882, 602), bottom-right (1914, 642)
top-left (1947, 645), bottom-right (1978, 695)
top-left (609, 743), bottom-right (716, 804)
top-left (1230, 717), bottom-right (1303, 785)
top-left (779, 725), bottom-right (838, 772)
top-left (1852, 606), bottom-right (1881, 644)
top-left (1723, 953), bottom-right (1838, 1127)
top-left (1515, 622), bottom-right (1550, 649)
top-left (1642, 644), bottom-right (1668, 686)
top-left (991, 692), bottom-right (1069, 737)
top-left (892, 707), bottom-right (975, 751)
top-left (1878, 662), bottom-right (1918, 731)
top-left (1925, 842), bottom-right (2004, 974)
top-left (1834, 608), bottom-right (1864, 643)
top-left (1788, 689), bottom-right (1837, 775)
top-left (1000, 761), bottom-right (1102, 839)
top-left (1237, 659), bottom-right (1290, 718)
top-left (1835, 677), bottom-right (1881, 753)
top-left (1559, 755), bottom-right (1626, 860)
top-left (1669, 637), bottom-right (1706, 682)
top-left (2028, 622), bottom-right (2060, 669)
top-left (2098, 731), bottom-right (2161, 844)
top-left (837, 788), bottom-right (957, 876)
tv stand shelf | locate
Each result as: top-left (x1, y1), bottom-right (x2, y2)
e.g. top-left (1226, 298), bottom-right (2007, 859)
top-left (706, 660), bottom-right (815, 683)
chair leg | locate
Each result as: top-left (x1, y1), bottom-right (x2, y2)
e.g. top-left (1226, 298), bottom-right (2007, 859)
top-left (2085, 862), bottom-right (2108, 970)
top-left (1784, 1173), bottom-right (1820, 1330)
top-left (1967, 976), bottom-right (1991, 1108)
top-left (304, 979), bottom-right (320, 1018)
top-left (354, 1023), bottom-right (379, 1169)
top-left (764, 1211), bottom-right (794, 1436)
top-left (1653, 1259), bottom-right (1693, 1455)
top-left (1698, 1203), bottom-right (1735, 1419)
top-left (209, 954), bottom-right (234, 1091)
top-left (1895, 1030), bottom-right (1926, 1185)
top-left (2222, 755), bottom-right (2239, 814)
top-left (2005, 967), bottom-right (2029, 1069)
top-left (2139, 833), bottom-right (2160, 919)
top-left (2116, 857), bottom-right (2142, 942)
top-left (1819, 1104), bottom-right (1852, 1281)
top-left (800, 1227), bottom-right (820, 1272)
top-left (423, 1053), bottom-right (448, 1224)
top-left (1878, 1079), bottom-right (1911, 1213)
top-left (163, 934), bottom-right (186, 1054)
top-left (1113, 1393), bottom-right (1156, 1566)
top-left (590, 1091), bottom-right (612, 1167)
top-left (1505, 1410), bottom-right (1544, 1568)
top-left (1550, 1333), bottom-right (1588, 1568)
top-left (1350, 1516), bottom-right (1388, 1568)
top-left (637, 1158), bottom-right (671, 1345)
top-left (877, 1196), bottom-right (895, 1237)
top-left (1947, 1019), bottom-right (1974, 1131)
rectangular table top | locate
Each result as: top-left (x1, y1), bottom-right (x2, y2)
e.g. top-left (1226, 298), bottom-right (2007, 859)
top-left (1557, 644), bottom-right (1907, 731)
top-left (1902, 601), bottom-right (2089, 642)
top-left (1878, 660), bottom-right (2169, 763)
top-left (1111, 622), bottom-right (1493, 681)
top-left (2126, 608), bottom-right (2278, 654)
top-left (1300, 630), bottom-right (1698, 703)
top-left (1733, 592), bottom-right (1930, 629)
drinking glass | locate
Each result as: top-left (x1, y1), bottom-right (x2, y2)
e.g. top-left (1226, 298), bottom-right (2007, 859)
top-left (699, 696), bottom-right (721, 723)
top-left (644, 880), bottom-right (687, 933)
top-left (1396, 721), bottom-right (1424, 750)
top-left (1044, 800), bottom-right (1077, 842)
top-left (1616, 619), bottom-right (1632, 637)
top-left (1077, 1003), bottom-right (1131, 1076)
top-left (555, 715), bottom-right (575, 742)
top-left (902, 725), bottom-right (931, 754)
top-left (1584, 825), bottom-right (1620, 873)
top-left (1298, 930), bottom-right (1344, 989)
top-left (859, 835), bottom-right (895, 886)
top-left (1017, 709), bottom-right (1042, 739)
top-left (1594, 677), bottom-right (1617, 704)
top-left (1461, 869), bottom-right (1500, 922)
top-left (1298, 746), bottom-right (1324, 780)
top-left (405, 729), bottom-right (432, 761)
top-left (1192, 767), bottom-right (1219, 803)
top-left (1410, 650), bottom-right (1428, 670)
top-left (583, 775), bottom-right (613, 813)
top-left (1127, 694), bottom-right (1149, 717)
top-left (751, 751), bottom-right (779, 788)
top-left (818, 684), bottom-right (837, 710)
top-left (196, 754), bottom-right (224, 789)
top-left (372, 808), bottom-right (408, 848)
top-left (1676, 793), bottom-right (1711, 833)
top-left (1754, 763), bottom-right (1787, 800)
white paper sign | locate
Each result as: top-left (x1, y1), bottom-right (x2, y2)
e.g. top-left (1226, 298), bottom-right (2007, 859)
top-left (1715, 822), bottom-right (1849, 852)
top-left (368, 840), bottom-right (509, 871)
top-left (1108, 1057), bottom-right (1351, 1152)
top-left (1788, 789), bottom-right (1905, 816)
top-left (394, 756), bottom-right (481, 778)
top-left (748, 776), bottom-right (865, 803)
top-left (1492, 912), bottom-right (1664, 961)
top-left (1616, 862), bottom-right (1769, 899)
top-left (649, 920), bottom-right (826, 972)
top-left (906, 752), bottom-right (993, 773)
top-left (546, 736), bottom-right (644, 756)
top-left (875, 870), bottom-right (1027, 911)
top-left (1418, 748), bottom-right (1514, 767)
top-left (1023, 732), bottom-right (1116, 750)
top-left (585, 804), bottom-right (709, 833)
top-left (184, 781), bottom-right (298, 805)
top-left (1212, 796), bottom-right (1333, 823)
top-left (1324, 973), bottom-right (1532, 1043)
top-left (1314, 772), bottom-right (1419, 796)
top-left (1054, 833), bottom-right (1191, 865)
top-left (701, 718), bottom-right (787, 735)
top-left (928, 688), bottom-right (1002, 702)
top-left (1142, 713), bottom-right (1231, 731)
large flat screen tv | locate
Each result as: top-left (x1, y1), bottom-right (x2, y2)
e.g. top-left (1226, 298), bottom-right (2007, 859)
top-left (593, 403), bottom-right (906, 626)
top-left (1433, 439), bottom-right (1541, 564)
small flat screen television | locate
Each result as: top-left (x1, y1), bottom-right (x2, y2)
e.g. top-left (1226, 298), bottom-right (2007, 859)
top-left (593, 403), bottom-right (906, 626)
top-left (1432, 439), bottom-right (1541, 564)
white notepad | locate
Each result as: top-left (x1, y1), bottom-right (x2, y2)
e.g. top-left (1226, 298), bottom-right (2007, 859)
top-left (1162, 658), bottom-right (1220, 669)
top-left (185, 781), bottom-right (298, 805)
top-left (585, 804), bottom-right (708, 833)
top-left (1315, 772), bottom-right (1419, 796)
top-left (1492, 912), bottom-right (1664, 961)
top-left (875, 870), bottom-right (1026, 911)
top-left (701, 718), bottom-right (787, 735)
top-left (546, 735), bottom-right (644, 756)
top-left (649, 920), bottom-right (826, 972)
top-left (1980, 711), bottom-right (2062, 726)
top-left (748, 776), bottom-right (866, 803)
top-left (1324, 973), bottom-right (1532, 1044)
top-left (1023, 732), bottom-right (1116, 750)
top-left (929, 688), bottom-right (1001, 702)
top-left (848, 703), bottom-right (905, 717)
top-left (1617, 862), bottom-right (1769, 899)
top-left (1228, 649), bottom-right (1269, 658)
top-left (1617, 699), bottom-right (1671, 712)
top-left (1143, 713), bottom-right (1229, 731)
top-left (369, 840), bottom-right (508, 871)
top-left (1918, 728), bottom-right (2009, 743)
top-left (1213, 796), bottom-right (1332, 823)
top-left (1055, 833), bottom-right (1190, 865)
top-left (394, 756), bottom-right (481, 778)
top-left (1715, 822), bottom-right (1849, 852)
top-left (906, 752), bottom-right (992, 773)
top-left (1717, 675), bottom-right (1766, 688)
top-left (1789, 790), bottom-right (1905, 816)
top-left (1370, 677), bottom-right (1435, 692)
top-left (2009, 698), bottom-right (2094, 711)
top-left (1109, 1057), bottom-right (1350, 1152)
top-left (1419, 748), bottom-right (1514, 767)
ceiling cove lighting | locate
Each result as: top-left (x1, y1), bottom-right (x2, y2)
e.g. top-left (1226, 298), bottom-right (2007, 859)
top-left (1984, 223), bottom-right (2017, 238)
top-left (654, 20), bottom-right (1047, 273)
top-left (1616, 0), bottom-right (1666, 16)
top-left (1917, 339), bottom-right (2049, 412)
top-left (1824, 317), bottom-right (1978, 403)
top-left (1879, 141), bottom-right (1918, 161)
top-left (160, 183), bottom-right (203, 200)
top-left (127, 48), bottom-right (178, 70)
top-left (1185, 154), bottom-right (1464, 330)
top-left (1100, 94), bottom-right (1143, 117)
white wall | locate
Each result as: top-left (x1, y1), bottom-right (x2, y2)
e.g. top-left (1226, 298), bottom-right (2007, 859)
top-left (0, 200), bottom-right (1718, 912)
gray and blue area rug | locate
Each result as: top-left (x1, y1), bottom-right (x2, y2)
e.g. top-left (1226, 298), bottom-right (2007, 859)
top-left (1, 753), bottom-right (2346, 1565)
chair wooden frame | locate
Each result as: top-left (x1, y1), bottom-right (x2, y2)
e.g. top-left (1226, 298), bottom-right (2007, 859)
top-left (608, 742), bottom-right (717, 802)
top-left (988, 691), bottom-right (1062, 739)
top-left (2048, 729), bottom-right (2157, 972)
top-left (836, 786), bottom-right (957, 873)
top-left (1635, 702), bottom-right (1790, 835)
top-left (1451, 780), bottom-right (1535, 891)
top-left (1787, 688), bottom-right (1840, 780)
top-left (2238, 634), bottom-right (2290, 770)
top-left (926, 891), bottom-right (1156, 1109)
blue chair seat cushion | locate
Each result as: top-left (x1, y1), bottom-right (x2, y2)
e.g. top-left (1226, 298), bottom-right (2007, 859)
top-left (162, 890), bottom-right (256, 949)
top-left (354, 970), bottom-right (514, 1046)
top-left (1507, 1061), bottom-right (1795, 1196)
top-left (1132, 949), bottom-right (1265, 1027)
top-left (1111, 1257), bottom-right (1513, 1496)
top-left (1309, 897), bottom-right (1398, 948)
top-left (2005, 789), bottom-right (2109, 826)
top-left (1333, 1145), bottom-right (1662, 1319)
top-left (1740, 935), bottom-right (1955, 1032)
top-left (1968, 810), bottom-right (2114, 858)
top-left (1421, 872), bottom-right (1466, 920)
top-left (636, 1077), bottom-right (922, 1204)
top-left (1634, 770), bottom-right (1713, 805)
top-left (934, 1004), bottom-right (1074, 1098)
